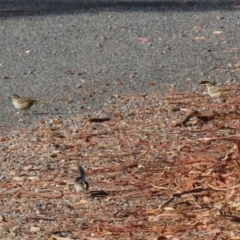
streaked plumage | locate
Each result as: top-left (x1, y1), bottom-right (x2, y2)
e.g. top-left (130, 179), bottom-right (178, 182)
top-left (206, 83), bottom-right (230, 98)
top-left (10, 94), bottom-right (38, 110)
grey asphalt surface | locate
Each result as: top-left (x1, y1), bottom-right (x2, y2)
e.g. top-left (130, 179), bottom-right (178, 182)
top-left (1, 1), bottom-right (240, 130)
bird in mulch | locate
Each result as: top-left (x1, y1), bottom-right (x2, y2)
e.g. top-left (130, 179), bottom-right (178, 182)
top-left (200, 81), bottom-right (230, 98)
top-left (75, 165), bottom-right (89, 193)
top-left (10, 94), bottom-right (38, 111)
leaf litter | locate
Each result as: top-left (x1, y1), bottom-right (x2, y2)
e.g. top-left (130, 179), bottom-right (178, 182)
top-left (1, 84), bottom-right (240, 239)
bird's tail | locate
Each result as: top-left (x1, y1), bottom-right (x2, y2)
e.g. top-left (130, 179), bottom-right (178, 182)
top-left (78, 165), bottom-right (85, 180)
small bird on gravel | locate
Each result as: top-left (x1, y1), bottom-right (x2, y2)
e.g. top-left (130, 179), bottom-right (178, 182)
top-left (206, 83), bottom-right (230, 98)
top-left (10, 94), bottom-right (38, 111)
top-left (201, 81), bottom-right (230, 98)
top-left (75, 165), bottom-right (89, 193)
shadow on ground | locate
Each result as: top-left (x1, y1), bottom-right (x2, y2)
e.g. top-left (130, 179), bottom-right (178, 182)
top-left (0, 0), bottom-right (239, 17)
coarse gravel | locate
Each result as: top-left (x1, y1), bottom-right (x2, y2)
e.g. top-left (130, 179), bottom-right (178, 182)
top-left (1, 0), bottom-right (240, 132)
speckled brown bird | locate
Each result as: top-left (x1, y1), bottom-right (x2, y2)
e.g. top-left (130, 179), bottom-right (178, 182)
top-left (206, 83), bottom-right (230, 98)
top-left (10, 94), bottom-right (38, 111)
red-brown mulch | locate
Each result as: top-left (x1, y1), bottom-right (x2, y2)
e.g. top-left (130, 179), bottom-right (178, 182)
top-left (1, 85), bottom-right (240, 239)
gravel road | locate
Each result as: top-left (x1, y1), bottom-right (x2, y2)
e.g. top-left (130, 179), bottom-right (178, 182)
top-left (1, 0), bottom-right (240, 130)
